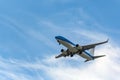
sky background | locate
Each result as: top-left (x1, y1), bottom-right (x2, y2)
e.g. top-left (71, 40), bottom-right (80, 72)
top-left (0, 0), bottom-right (120, 80)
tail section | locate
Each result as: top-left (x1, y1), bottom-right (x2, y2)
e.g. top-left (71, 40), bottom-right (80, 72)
top-left (93, 55), bottom-right (106, 59)
top-left (89, 47), bottom-right (95, 55)
top-left (84, 55), bottom-right (106, 62)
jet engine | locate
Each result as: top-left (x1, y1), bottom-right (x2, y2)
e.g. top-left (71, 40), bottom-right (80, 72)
top-left (76, 44), bottom-right (82, 50)
top-left (60, 49), bottom-right (67, 57)
top-left (61, 49), bottom-right (64, 52)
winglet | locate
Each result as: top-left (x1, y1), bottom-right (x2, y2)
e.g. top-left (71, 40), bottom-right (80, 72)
top-left (106, 39), bottom-right (109, 42)
top-left (104, 39), bottom-right (109, 43)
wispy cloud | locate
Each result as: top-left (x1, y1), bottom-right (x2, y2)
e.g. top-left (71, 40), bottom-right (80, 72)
top-left (73, 29), bottom-right (108, 41)
top-left (0, 4), bottom-right (119, 80)
top-left (0, 41), bottom-right (119, 80)
top-left (41, 43), bottom-right (120, 80)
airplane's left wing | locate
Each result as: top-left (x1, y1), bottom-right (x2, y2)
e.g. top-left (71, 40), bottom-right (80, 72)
top-left (82, 39), bottom-right (108, 50)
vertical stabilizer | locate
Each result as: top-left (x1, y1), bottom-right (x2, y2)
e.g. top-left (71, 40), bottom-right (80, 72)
top-left (89, 47), bottom-right (95, 55)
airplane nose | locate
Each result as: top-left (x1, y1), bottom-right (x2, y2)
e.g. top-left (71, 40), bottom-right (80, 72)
top-left (55, 36), bottom-right (59, 39)
top-left (55, 36), bottom-right (57, 39)
top-left (55, 36), bottom-right (62, 40)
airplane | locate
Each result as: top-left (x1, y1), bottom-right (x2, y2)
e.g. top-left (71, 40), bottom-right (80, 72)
top-left (55, 36), bottom-right (108, 62)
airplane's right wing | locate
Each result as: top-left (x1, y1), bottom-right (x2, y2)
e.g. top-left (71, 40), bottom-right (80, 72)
top-left (55, 53), bottom-right (64, 58)
top-left (55, 47), bottom-right (78, 58)
top-left (82, 39), bottom-right (108, 50)
top-left (55, 49), bottom-right (68, 58)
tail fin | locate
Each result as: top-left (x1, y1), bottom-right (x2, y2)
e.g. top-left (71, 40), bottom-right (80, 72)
top-left (89, 47), bottom-right (95, 55)
top-left (93, 55), bottom-right (106, 59)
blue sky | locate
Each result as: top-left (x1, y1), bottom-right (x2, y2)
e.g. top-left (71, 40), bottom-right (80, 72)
top-left (0, 0), bottom-right (120, 80)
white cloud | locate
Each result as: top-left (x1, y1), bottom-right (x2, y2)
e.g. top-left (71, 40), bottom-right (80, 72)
top-left (0, 41), bottom-right (119, 80)
top-left (73, 29), bottom-right (108, 41)
top-left (39, 43), bottom-right (120, 80)
top-left (0, 5), bottom-right (119, 80)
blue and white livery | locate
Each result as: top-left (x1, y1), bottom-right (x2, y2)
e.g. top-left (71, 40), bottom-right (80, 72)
top-left (55, 36), bottom-right (108, 62)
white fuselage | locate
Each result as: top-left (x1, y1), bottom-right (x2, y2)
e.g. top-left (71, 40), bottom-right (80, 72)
top-left (57, 39), bottom-right (94, 60)
top-left (55, 36), bottom-right (107, 62)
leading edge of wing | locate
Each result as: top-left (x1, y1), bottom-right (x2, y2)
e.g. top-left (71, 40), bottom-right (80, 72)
top-left (82, 39), bottom-right (109, 50)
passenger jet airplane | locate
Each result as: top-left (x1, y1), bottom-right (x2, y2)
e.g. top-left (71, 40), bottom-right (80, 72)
top-left (55, 36), bottom-right (108, 62)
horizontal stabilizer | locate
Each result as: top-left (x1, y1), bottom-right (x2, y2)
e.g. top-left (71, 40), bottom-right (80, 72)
top-left (94, 55), bottom-right (106, 59)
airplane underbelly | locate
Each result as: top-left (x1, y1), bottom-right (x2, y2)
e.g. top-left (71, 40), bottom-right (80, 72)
top-left (79, 52), bottom-right (92, 60)
top-left (59, 40), bottom-right (77, 52)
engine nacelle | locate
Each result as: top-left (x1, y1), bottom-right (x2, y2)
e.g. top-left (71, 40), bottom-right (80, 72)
top-left (61, 49), bottom-right (64, 52)
top-left (76, 44), bottom-right (82, 50)
top-left (61, 49), bottom-right (68, 57)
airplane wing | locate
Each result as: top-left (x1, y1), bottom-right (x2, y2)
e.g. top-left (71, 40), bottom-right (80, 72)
top-left (55, 49), bottom-right (68, 58)
top-left (82, 39), bottom-right (108, 50)
top-left (55, 53), bottom-right (64, 58)
top-left (55, 47), bottom-right (77, 58)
